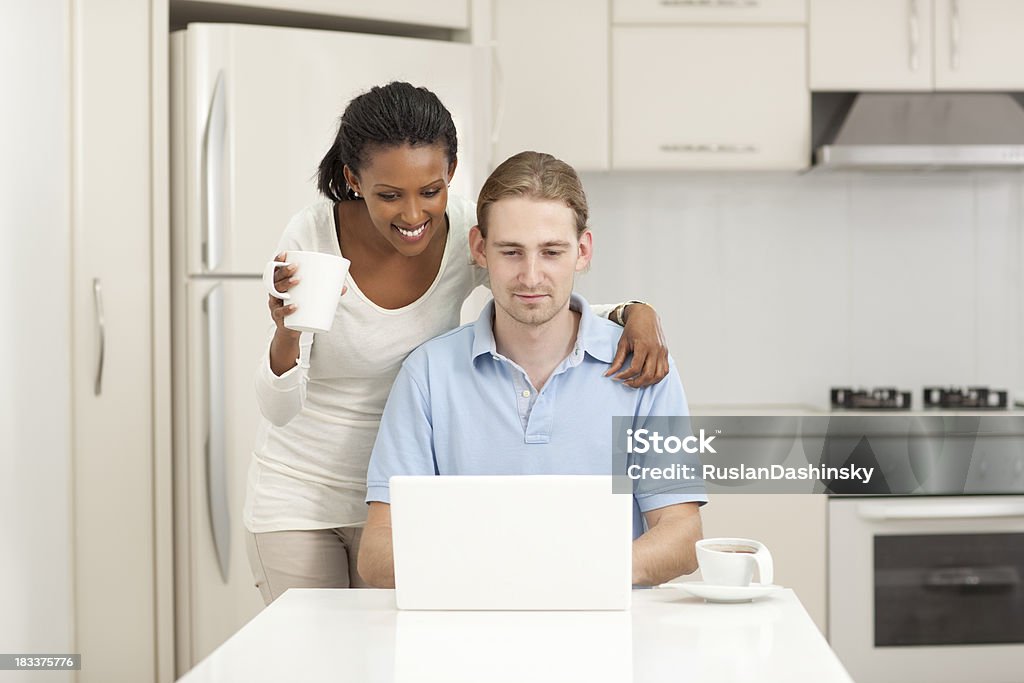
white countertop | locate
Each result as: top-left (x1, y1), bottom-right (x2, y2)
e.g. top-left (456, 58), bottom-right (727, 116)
top-left (178, 588), bottom-right (853, 683)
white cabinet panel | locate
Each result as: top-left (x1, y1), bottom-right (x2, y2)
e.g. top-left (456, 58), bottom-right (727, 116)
top-left (612, 26), bottom-right (809, 170)
top-left (811, 0), bottom-right (1024, 91)
top-left (934, 0), bottom-right (1024, 89)
top-left (809, 0), bottom-right (933, 91)
top-left (493, 0), bottom-right (609, 170)
top-left (614, 0), bottom-right (807, 24)
top-left (184, 0), bottom-right (469, 29)
top-left (72, 1), bottom-right (157, 681)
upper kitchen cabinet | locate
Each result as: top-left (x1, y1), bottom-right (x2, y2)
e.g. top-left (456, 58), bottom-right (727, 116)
top-left (176, 0), bottom-right (469, 29)
top-left (933, 0), bottom-right (1024, 90)
top-left (809, 0), bottom-right (933, 90)
top-left (612, 26), bottom-right (810, 170)
top-left (811, 0), bottom-right (1024, 91)
top-left (492, 0), bottom-right (609, 170)
top-left (613, 0), bottom-right (807, 24)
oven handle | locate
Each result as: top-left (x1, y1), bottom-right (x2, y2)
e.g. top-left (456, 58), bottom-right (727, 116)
top-left (858, 501), bottom-right (1024, 521)
top-left (925, 566), bottom-right (1020, 589)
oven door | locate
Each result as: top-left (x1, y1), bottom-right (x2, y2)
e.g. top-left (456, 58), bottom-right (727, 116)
top-left (829, 496), bottom-right (1024, 683)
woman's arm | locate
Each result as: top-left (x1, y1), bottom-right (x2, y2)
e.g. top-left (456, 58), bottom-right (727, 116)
top-left (254, 325), bottom-right (312, 427)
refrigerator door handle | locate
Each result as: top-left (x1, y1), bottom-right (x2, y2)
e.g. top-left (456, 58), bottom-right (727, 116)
top-left (202, 71), bottom-right (227, 272)
top-left (203, 285), bottom-right (231, 583)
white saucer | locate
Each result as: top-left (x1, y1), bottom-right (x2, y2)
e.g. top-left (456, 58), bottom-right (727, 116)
top-left (669, 582), bottom-right (782, 603)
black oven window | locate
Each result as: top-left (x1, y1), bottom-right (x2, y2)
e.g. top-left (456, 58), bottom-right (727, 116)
top-left (874, 533), bottom-right (1024, 647)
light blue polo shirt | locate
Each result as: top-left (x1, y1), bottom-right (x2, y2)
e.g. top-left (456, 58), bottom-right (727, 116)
top-left (365, 293), bottom-right (708, 538)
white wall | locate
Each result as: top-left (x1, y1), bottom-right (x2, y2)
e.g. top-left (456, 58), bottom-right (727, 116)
top-left (0, 0), bottom-right (75, 673)
top-left (578, 171), bottom-right (1024, 409)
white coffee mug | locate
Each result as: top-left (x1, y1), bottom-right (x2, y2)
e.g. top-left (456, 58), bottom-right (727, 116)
top-left (696, 537), bottom-right (774, 587)
top-left (262, 251), bottom-right (350, 334)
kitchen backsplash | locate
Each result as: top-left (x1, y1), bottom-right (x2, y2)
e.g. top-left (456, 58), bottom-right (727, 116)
top-left (576, 171), bottom-right (1024, 409)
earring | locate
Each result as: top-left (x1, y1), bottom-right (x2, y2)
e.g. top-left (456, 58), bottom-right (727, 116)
top-left (352, 190), bottom-right (361, 198)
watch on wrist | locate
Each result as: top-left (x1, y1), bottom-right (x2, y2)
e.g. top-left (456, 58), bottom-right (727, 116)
top-left (615, 300), bottom-right (650, 326)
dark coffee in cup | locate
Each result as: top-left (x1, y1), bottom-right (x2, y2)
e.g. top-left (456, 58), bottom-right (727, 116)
top-left (704, 544), bottom-right (756, 554)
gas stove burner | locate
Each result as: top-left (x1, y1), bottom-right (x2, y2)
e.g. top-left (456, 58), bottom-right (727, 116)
top-left (923, 386), bottom-right (1009, 409)
top-left (831, 387), bottom-right (912, 410)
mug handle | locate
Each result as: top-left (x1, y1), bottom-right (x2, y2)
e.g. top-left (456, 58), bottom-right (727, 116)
top-left (262, 260), bottom-right (291, 300)
top-left (753, 545), bottom-right (774, 586)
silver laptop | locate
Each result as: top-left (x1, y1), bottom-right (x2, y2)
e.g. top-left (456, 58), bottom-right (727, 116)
top-left (389, 475), bottom-right (632, 610)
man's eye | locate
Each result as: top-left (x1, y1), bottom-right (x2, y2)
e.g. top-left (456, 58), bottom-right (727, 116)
top-left (501, 251), bottom-right (519, 257)
top-left (544, 250), bottom-right (563, 257)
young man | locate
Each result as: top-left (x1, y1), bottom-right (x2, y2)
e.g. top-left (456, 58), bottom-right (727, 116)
top-left (358, 151), bottom-right (706, 588)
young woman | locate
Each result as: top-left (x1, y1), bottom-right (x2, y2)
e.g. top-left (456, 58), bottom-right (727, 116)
top-left (244, 82), bottom-right (671, 604)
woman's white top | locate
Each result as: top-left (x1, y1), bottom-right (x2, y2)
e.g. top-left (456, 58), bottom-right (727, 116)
top-left (244, 195), bottom-right (485, 532)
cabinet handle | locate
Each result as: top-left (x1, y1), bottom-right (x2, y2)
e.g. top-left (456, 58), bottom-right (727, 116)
top-left (660, 143), bottom-right (759, 154)
top-left (92, 278), bottom-right (105, 396)
top-left (950, 0), bottom-right (961, 70)
top-left (658, 0), bottom-right (760, 6)
top-left (908, 0), bottom-right (920, 72)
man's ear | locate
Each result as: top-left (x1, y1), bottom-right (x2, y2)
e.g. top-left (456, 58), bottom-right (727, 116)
top-left (575, 230), bottom-right (593, 272)
top-left (469, 226), bottom-right (487, 268)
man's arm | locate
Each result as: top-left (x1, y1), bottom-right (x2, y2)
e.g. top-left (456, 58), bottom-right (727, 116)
top-left (358, 502), bottom-right (395, 588)
top-left (359, 352), bottom-right (438, 588)
top-left (632, 502), bottom-right (703, 586)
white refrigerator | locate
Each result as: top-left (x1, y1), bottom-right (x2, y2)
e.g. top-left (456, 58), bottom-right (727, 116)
top-left (169, 23), bottom-right (488, 674)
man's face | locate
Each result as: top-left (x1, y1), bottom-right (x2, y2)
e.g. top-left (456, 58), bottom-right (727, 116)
top-left (470, 196), bottom-right (592, 328)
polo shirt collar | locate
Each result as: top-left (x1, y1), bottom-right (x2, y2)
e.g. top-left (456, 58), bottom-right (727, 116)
top-left (470, 293), bottom-right (615, 364)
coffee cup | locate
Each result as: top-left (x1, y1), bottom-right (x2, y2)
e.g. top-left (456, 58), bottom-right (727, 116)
top-left (696, 538), bottom-right (773, 587)
top-left (262, 251), bottom-right (350, 334)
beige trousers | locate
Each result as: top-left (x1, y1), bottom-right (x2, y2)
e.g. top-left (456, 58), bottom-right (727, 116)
top-left (246, 527), bottom-right (369, 605)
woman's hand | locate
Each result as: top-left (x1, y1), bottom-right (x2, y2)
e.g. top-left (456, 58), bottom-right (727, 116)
top-left (605, 304), bottom-right (670, 388)
top-left (268, 252), bottom-right (301, 339)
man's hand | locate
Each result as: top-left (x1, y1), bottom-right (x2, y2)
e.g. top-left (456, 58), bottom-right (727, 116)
top-left (606, 304), bottom-right (670, 388)
top-left (357, 502), bottom-right (396, 588)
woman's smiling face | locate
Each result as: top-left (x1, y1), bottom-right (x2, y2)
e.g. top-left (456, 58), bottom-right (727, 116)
top-left (345, 143), bottom-right (457, 257)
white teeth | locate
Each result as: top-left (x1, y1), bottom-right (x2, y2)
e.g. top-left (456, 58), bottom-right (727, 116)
top-left (396, 221), bottom-right (428, 238)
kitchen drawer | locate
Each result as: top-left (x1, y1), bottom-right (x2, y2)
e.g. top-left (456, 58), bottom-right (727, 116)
top-left (613, 0), bottom-right (807, 24)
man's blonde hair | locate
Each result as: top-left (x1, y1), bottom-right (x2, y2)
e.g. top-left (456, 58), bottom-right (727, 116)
top-left (475, 151), bottom-right (588, 238)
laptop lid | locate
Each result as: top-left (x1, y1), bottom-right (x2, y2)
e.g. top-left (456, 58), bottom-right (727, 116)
top-left (390, 475), bottom-right (632, 610)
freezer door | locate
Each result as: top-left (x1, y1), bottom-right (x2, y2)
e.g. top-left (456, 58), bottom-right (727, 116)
top-left (178, 279), bottom-right (268, 669)
top-left (177, 23), bottom-right (488, 276)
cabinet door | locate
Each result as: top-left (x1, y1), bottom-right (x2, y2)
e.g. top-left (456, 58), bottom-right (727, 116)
top-left (186, 0), bottom-right (469, 29)
top-left (493, 0), bottom-right (609, 170)
top-left (612, 26), bottom-right (810, 170)
top-left (72, 1), bottom-right (157, 681)
top-left (613, 0), bottom-right (806, 24)
top-left (934, 0), bottom-right (1024, 89)
top-left (809, 0), bottom-right (933, 91)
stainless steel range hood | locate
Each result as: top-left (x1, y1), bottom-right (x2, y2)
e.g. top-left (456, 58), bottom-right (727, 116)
top-left (814, 93), bottom-right (1024, 170)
